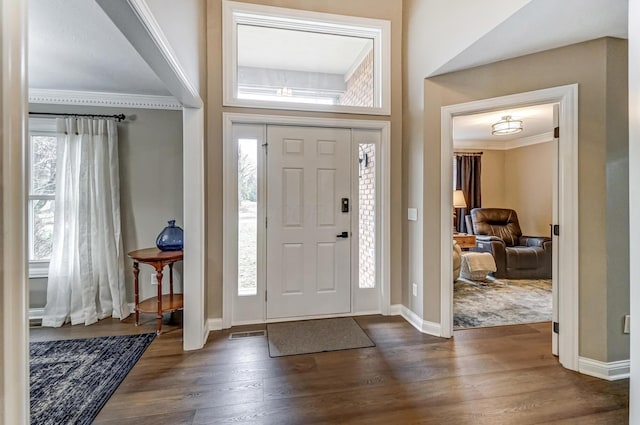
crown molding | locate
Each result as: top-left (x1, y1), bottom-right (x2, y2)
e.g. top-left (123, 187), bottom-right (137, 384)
top-left (454, 131), bottom-right (554, 151)
top-left (28, 88), bottom-right (182, 110)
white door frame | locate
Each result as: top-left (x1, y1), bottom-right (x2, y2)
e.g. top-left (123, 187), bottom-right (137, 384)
top-left (440, 84), bottom-right (579, 372)
top-left (96, 0), bottom-right (206, 351)
top-left (2, 0), bottom-right (29, 423)
top-left (222, 112), bottom-right (391, 328)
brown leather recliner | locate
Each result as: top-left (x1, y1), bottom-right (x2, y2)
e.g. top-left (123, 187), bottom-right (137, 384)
top-left (470, 208), bottom-right (552, 279)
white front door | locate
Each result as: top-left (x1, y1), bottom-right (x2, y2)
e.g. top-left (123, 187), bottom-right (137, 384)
top-left (266, 126), bottom-right (351, 319)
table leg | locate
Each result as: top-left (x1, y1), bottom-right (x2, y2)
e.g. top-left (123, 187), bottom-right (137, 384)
top-left (156, 267), bottom-right (164, 335)
top-left (169, 262), bottom-right (174, 297)
top-left (133, 262), bottom-right (140, 326)
top-left (169, 262), bottom-right (175, 324)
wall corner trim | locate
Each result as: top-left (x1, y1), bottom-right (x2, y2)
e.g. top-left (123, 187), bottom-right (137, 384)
top-left (390, 304), bottom-right (442, 337)
top-left (29, 88), bottom-right (182, 110)
top-left (207, 318), bottom-right (224, 332)
top-left (578, 357), bottom-right (630, 381)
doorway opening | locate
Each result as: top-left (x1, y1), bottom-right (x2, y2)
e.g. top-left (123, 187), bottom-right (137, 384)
top-left (451, 103), bottom-right (556, 334)
top-left (439, 85), bottom-right (579, 372)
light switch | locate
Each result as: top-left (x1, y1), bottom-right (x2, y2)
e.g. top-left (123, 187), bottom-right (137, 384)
top-left (407, 208), bottom-right (418, 221)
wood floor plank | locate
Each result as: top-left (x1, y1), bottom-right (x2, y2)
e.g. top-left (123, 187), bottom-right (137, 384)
top-left (31, 316), bottom-right (629, 424)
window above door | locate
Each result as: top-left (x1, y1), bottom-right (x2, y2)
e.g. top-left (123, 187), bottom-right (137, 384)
top-left (222, 0), bottom-right (391, 115)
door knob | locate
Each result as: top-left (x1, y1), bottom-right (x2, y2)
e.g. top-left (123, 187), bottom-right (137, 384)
top-left (336, 231), bottom-right (349, 238)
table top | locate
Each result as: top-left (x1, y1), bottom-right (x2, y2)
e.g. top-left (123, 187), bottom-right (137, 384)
top-left (128, 247), bottom-right (183, 262)
top-left (453, 234), bottom-right (476, 248)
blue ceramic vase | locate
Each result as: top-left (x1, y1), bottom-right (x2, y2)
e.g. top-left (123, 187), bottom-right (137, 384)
top-left (156, 220), bottom-right (184, 251)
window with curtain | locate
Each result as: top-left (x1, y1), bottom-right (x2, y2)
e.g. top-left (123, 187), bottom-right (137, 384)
top-left (42, 117), bottom-right (129, 327)
top-left (454, 152), bottom-right (482, 233)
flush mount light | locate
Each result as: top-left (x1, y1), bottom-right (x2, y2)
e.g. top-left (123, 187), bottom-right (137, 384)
top-left (491, 115), bottom-right (523, 135)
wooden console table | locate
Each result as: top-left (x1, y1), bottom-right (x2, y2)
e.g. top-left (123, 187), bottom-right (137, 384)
top-left (128, 248), bottom-right (183, 334)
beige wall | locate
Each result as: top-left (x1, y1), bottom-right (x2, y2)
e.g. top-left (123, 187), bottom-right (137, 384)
top-left (28, 105), bottom-right (184, 306)
top-left (206, 0), bottom-right (403, 319)
top-left (504, 142), bottom-right (553, 236)
top-left (455, 144), bottom-right (552, 236)
top-left (628, 0), bottom-right (639, 418)
top-left (454, 149), bottom-right (506, 209)
top-left (415, 38), bottom-right (628, 362)
top-left (480, 150), bottom-right (506, 208)
top-left (0, 46), bottom-right (4, 419)
top-left (605, 38), bottom-right (630, 362)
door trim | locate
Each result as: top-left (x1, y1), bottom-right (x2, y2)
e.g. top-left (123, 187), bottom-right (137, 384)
top-left (2, 0), bottom-right (29, 422)
top-left (440, 84), bottom-right (579, 372)
top-left (222, 113), bottom-right (391, 328)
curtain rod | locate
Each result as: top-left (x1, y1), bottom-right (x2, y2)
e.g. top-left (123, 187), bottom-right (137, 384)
top-left (454, 151), bottom-right (483, 156)
top-left (29, 112), bottom-right (126, 122)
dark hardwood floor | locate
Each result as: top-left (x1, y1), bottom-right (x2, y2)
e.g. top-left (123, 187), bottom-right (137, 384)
top-left (30, 315), bottom-right (629, 424)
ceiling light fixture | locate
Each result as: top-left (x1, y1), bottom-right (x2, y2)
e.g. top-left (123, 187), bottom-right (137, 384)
top-left (491, 115), bottom-right (523, 136)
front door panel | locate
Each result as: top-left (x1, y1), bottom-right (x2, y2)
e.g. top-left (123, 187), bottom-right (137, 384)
top-left (266, 126), bottom-right (351, 319)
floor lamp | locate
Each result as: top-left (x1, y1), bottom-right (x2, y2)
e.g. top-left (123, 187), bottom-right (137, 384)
top-left (453, 189), bottom-right (467, 232)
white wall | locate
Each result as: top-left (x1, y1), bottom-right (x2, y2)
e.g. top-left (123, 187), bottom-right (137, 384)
top-left (144, 0), bottom-right (206, 95)
top-left (628, 0), bottom-right (639, 422)
top-left (408, 0), bottom-right (531, 77)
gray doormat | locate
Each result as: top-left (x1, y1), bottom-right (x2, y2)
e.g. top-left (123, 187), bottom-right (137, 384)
top-left (267, 317), bottom-right (375, 357)
top-left (454, 277), bottom-right (552, 329)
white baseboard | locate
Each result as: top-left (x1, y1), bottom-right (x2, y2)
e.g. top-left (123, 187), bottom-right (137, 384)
top-left (390, 304), bottom-right (442, 337)
top-left (578, 357), bottom-right (630, 381)
top-left (207, 318), bottom-right (223, 331)
top-left (388, 304), bottom-right (402, 316)
top-left (29, 308), bottom-right (45, 320)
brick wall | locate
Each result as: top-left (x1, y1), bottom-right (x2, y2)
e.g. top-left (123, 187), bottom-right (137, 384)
top-left (359, 144), bottom-right (375, 288)
top-left (340, 50), bottom-right (374, 107)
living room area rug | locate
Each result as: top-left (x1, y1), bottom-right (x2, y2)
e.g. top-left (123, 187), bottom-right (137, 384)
top-left (30, 333), bottom-right (155, 425)
top-left (267, 317), bottom-right (375, 357)
top-left (454, 277), bottom-right (552, 329)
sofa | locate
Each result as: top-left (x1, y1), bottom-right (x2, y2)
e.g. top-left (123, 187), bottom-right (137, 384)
top-left (469, 208), bottom-right (552, 279)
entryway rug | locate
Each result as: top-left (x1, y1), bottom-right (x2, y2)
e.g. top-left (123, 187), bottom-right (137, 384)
top-left (267, 317), bottom-right (375, 357)
top-left (454, 277), bottom-right (552, 329)
top-left (30, 333), bottom-right (155, 425)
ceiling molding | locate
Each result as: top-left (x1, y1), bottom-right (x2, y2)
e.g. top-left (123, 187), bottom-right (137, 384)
top-left (95, 0), bottom-right (202, 109)
top-left (454, 131), bottom-right (554, 151)
top-left (28, 88), bottom-right (182, 110)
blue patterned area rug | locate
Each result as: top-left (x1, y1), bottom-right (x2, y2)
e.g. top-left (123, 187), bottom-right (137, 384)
top-left (30, 333), bottom-right (155, 425)
top-left (454, 277), bottom-right (552, 329)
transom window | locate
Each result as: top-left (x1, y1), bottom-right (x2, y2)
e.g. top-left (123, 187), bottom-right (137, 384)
top-left (223, 0), bottom-right (390, 115)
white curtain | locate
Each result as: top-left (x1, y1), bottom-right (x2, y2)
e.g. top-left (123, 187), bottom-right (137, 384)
top-left (42, 118), bottom-right (130, 327)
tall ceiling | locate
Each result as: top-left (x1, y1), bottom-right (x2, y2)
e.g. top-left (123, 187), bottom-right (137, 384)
top-left (432, 0), bottom-right (627, 76)
top-left (28, 0), bottom-right (170, 96)
top-left (28, 0), bottom-right (628, 101)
